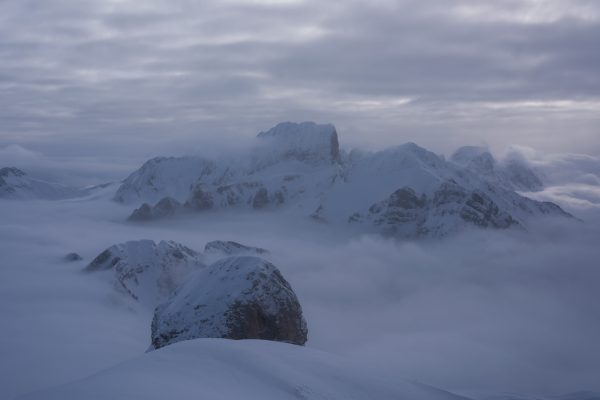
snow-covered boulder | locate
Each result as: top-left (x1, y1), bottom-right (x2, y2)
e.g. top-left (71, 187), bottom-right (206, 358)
top-left (84, 240), bottom-right (205, 307)
top-left (151, 256), bottom-right (307, 349)
top-left (204, 240), bottom-right (269, 257)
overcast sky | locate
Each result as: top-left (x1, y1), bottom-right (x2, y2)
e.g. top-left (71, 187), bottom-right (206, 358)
top-left (1, 0), bottom-right (599, 167)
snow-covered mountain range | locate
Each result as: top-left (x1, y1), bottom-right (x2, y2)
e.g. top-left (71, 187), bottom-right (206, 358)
top-left (115, 121), bottom-right (571, 238)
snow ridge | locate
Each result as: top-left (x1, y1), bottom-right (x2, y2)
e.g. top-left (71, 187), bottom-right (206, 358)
top-left (0, 167), bottom-right (84, 200)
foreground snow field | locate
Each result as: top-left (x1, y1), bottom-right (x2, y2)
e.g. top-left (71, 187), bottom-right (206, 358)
top-left (18, 338), bottom-right (469, 400)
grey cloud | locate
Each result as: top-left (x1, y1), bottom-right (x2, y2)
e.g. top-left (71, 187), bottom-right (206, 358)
top-left (0, 0), bottom-right (599, 168)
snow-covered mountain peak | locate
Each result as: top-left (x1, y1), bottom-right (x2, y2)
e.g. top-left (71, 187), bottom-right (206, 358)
top-left (451, 146), bottom-right (497, 178)
top-left (451, 146), bottom-right (492, 164)
top-left (450, 146), bottom-right (543, 192)
top-left (255, 121), bottom-right (340, 165)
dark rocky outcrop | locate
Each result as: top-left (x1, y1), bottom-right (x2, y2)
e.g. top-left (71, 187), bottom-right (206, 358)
top-left (252, 187), bottom-right (269, 209)
top-left (150, 256), bottom-right (307, 349)
top-left (129, 197), bottom-right (182, 221)
top-left (204, 240), bottom-right (269, 257)
top-left (351, 181), bottom-right (521, 238)
top-left (184, 187), bottom-right (214, 211)
top-left (64, 252), bottom-right (83, 262)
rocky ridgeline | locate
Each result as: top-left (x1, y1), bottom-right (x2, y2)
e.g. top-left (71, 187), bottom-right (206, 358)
top-left (84, 239), bottom-right (307, 349)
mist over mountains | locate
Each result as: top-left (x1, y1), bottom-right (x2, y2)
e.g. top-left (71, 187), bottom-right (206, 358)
top-left (1, 121), bottom-right (599, 400)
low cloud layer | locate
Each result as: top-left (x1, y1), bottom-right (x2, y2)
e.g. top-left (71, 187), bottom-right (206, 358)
top-left (1, 195), bottom-right (599, 398)
top-left (1, 0), bottom-right (599, 159)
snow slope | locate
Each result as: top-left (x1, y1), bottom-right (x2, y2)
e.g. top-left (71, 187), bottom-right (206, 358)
top-left (450, 146), bottom-right (544, 192)
top-left (19, 338), bottom-right (471, 400)
top-left (0, 167), bottom-right (85, 200)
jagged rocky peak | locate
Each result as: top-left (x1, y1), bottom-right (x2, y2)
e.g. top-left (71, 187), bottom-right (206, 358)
top-left (84, 240), bottom-right (205, 307)
top-left (151, 256), bottom-right (307, 349)
top-left (204, 240), bottom-right (269, 257)
top-left (255, 121), bottom-right (340, 165)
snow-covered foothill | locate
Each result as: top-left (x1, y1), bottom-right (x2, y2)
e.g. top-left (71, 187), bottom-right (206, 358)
top-left (151, 256), bottom-right (307, 349)
top-left (0, 167), bottom-right (84, 200)
top-left (84, 240), bottom-right (206, 307)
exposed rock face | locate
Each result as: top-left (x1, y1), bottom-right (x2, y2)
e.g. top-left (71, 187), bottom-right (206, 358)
top-left (255, 121), bottom-right (340, 165)
top-left (351, 182), bottom-right (520, 238)
top-left (150, 256), bottom-right (307, 349)
top-left (64, 252), bottom-right (83, 262)
top-left (184, 187), bottom-right (214, 211)
top-left (129, 197), bottom-right (182, 221)
top-left (204, 240), bottom-right (269, 257)
top-left (84, 240), bottom-right (205, 307)
top-left (128, 203), bottom-right (153, 221)
top-left (252, 187), bottom-right (269, 209)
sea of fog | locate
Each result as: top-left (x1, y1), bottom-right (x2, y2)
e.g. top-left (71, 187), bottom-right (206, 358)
top-left (1, 188), bottom-right (599, 399)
